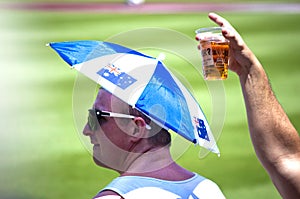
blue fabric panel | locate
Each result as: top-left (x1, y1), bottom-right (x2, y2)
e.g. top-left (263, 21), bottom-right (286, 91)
top-left (135, 61), bottom-right (194, 142)
top-left (49, 41), bottom-right (152, 66)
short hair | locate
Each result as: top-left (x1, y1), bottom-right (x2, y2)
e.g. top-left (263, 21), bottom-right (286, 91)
top-left (129, 106), bottom-right (171, 147)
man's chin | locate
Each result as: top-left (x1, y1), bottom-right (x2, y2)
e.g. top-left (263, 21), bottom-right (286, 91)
top-left (93, 155), bottom-right (129, 173)
top-left (93, 156), bottom-right (116, 170)
top-left (93, 156), bottom-right (107, 168)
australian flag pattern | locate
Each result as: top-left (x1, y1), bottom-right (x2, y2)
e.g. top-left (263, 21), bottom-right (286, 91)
top-left (97, 63), bottom-right (137, 90)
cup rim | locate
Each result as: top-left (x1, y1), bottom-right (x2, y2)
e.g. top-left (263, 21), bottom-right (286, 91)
top-left (195, 27), bottom-right (222, 34)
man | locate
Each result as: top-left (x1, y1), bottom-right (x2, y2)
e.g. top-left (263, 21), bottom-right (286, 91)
top-left (48, 18), bottom-right (224, 198)
top-left (83, 88), bottom-right (226, 199)
top-left (198, 13), bottom-right (300, 199)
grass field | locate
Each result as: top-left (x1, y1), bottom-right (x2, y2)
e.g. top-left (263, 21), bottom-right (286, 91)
top-left (1, 3), bottom-right (300, 199)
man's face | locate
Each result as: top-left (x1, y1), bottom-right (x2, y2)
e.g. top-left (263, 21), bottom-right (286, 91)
top-left (83, 89), bottom-right (134, 170)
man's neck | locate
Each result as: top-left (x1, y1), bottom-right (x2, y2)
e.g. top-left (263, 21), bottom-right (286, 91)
top-left (120, 146), bottom-right (194, 181)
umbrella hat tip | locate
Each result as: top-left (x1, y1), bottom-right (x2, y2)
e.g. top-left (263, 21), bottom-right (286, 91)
top-left (156, 53), bottom-right (166, 61)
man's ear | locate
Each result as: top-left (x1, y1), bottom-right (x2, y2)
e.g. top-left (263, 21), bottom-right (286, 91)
top-left (131, 117), bottom-right (149, 142)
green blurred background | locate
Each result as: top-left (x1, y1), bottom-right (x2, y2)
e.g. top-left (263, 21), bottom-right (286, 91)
top-left (1, 0), bottom-right (300, 198)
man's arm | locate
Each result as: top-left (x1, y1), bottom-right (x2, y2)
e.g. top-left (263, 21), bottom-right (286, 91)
top-left (239, 49), bottom-right (300, 199)
top-left (200, 13), bottom-right (300, 199)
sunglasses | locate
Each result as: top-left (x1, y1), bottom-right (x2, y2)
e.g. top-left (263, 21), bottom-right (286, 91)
top-left (88, 109), bottom-right (151, 131)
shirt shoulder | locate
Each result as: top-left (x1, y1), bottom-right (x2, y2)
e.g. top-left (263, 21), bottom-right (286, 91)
top-left (192, 179), bottom-right (226, 199)
top-left (97, 174), bottom-right (226, 199)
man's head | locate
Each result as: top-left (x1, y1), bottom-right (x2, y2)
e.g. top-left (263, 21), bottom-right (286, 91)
top-left (83, 88), bottom-right (171, 172)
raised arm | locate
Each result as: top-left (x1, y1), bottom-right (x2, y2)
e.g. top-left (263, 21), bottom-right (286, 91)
top-left (199, 12), bottom-right (300, 199)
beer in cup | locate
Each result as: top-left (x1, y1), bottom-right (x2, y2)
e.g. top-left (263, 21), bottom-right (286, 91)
top-left (195, 27), bottom-right (230, 80)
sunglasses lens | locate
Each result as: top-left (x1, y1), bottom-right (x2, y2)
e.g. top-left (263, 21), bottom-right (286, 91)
top-left (88, 110), bottom-right (98, 131)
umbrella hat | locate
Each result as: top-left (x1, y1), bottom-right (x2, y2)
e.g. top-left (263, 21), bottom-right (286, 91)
top-left (49, 40), bottom-right (220, 154)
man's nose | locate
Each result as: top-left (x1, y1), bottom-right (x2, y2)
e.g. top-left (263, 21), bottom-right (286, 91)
top-left (83, 124), bottom-right (93, 136)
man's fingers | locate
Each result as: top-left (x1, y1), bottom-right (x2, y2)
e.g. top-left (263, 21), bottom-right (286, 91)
top-left (208, 12), bottom-right (234, 33)
top-left (208, 12), bottom-right (227, 27)
top-left (208, 13), bottom-right (244, 49)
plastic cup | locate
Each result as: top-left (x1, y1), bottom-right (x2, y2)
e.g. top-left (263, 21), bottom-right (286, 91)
top-left (195, 27), bottom-right (230, 80)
